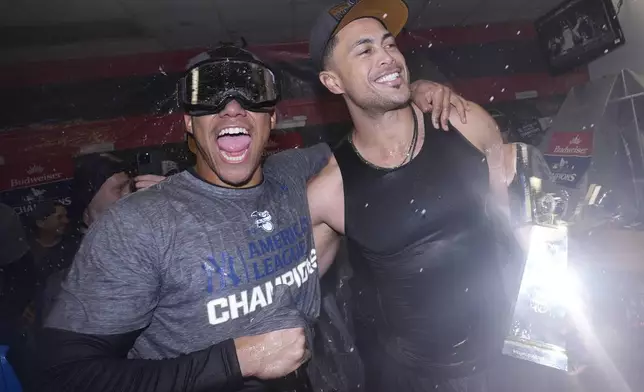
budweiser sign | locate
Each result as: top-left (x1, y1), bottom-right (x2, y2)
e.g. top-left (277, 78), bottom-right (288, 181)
top-left (543, 132), bottom-right (593, 189)
top-left (0, 180), bottom-right (74, 216)
top-left (547, 133), bottom-right (593, 157)
top-left (0, 159), bottom-right (74, 192)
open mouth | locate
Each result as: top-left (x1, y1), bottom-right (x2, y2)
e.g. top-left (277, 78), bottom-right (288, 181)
top-left (216, 127), bottom-right (251, 163)
top-left (375, 71), bottom-right (402, 87)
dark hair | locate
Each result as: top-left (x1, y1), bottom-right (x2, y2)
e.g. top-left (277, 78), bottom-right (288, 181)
top-left (322, 35), bottom-right (338, 71)
top-left (28, 200), bottom-right (59, 224)
top-left (26, 201), bottom-right (65, 238)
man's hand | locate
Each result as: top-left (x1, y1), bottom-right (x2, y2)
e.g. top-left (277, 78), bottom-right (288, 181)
top-left (235, 327), bottom-right (308, 380)
top-left (133, 174), bottom-right (166, 191)
top-left (84, 172), bottom-right (131, 226)
top-left (410, 80), bottom-right (470, 131)
top-left (83, 173), bottom-right (166, 227)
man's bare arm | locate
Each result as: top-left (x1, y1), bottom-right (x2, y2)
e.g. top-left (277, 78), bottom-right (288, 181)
top-left (312, 223), bottom-right (341, 276)
top-left (410, 80), bottom-right (471, 130)
top-left (448, 103), bottom-right (511, 215)
top-left (307, 158), bottom-right (343, 276)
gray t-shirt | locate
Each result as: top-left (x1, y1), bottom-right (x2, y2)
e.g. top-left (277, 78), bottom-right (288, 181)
top-left (46, 143), bottom-right (331, 360)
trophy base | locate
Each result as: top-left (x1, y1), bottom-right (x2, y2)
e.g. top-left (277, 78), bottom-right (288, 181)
top-left (503, 337), bottom-right (568, 371)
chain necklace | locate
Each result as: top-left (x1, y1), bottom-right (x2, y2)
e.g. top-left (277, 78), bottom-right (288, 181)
top-left (349, 108), bottom-right (419, 171)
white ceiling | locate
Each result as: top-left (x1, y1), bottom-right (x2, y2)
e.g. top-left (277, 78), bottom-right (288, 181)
top-left (0, 0), bottom-right (564, 64)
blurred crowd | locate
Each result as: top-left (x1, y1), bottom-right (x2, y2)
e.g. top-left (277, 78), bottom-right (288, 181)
top-left (0, 152), bottom-right (164, 385)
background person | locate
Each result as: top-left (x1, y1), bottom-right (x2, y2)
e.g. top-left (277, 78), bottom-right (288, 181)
top-left (0, 203), bottom-right (39, 391)
top-left (72, 152), bottom-right (167, 229)
top-left (39, 153), bottom-right (166, 325)
top-left (0, 203), bottom-right (36, 341)
top-left (27, 201), bottom-right (75, 281)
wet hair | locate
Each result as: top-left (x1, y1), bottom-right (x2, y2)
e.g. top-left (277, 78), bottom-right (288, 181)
top-left (322, 35), bottom-right (338, 71)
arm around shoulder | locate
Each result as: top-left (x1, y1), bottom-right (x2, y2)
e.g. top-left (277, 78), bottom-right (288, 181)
top-left (267, 143), bottom-right (332, 182)
top-left (449, 103), bottom-right (511, 212)
top-left (448, 102), bottom-right (500, 151)
top-left (307, 157), bottom-right (343, 276)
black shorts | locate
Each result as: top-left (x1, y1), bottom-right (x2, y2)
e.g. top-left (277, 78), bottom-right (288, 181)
top-left (353, 317), bottom-right (493, 392)
top-left (361, 346), bottom-right (573, 392)
top-left (361, 350), bottom-right (492, 392)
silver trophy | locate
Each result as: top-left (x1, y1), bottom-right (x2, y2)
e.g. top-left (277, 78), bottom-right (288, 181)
top-left (502, 143), bottom-right (577, 371)
top-left (508, 143), bottom-right (570, 227)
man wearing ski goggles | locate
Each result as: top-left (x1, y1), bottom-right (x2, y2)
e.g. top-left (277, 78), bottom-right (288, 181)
top-left (40, 44), bottom-right (469, 392)
top-left (178, 53), bottom-right (280, 116)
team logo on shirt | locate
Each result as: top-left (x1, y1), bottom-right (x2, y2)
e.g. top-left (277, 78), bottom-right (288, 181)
top-left (201, 215), bottom-right (319, 326)
top-left (252, 210), bottom-right (274, 232)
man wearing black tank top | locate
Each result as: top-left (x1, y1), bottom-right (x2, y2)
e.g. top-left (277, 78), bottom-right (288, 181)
top-left (307, 1), bottom-right (517, 391)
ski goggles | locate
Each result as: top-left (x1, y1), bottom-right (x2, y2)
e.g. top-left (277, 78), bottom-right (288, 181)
top-left (178, 59), bottom-right (280, 116)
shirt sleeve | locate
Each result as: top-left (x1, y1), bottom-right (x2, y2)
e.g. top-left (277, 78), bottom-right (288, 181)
top-left (265, 143), bottom-right (332, 183)
top-left (45, 201), bottom-right (161, 335)
top-left (37, 327), bottom-right (244, 392)
top-left (39, 198), bottom-right (248, 392)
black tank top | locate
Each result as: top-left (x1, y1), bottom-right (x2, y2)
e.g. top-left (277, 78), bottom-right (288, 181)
top-left (335, 112), bottom-right (510, 380)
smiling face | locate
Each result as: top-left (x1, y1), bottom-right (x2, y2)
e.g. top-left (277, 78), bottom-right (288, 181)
top-left (320, 18), bottom-right (411, 113)
top-left (184, 99), bottom-right (275, 188)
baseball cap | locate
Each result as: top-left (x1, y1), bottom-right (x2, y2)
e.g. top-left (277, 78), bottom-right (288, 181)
top-left (309, 0), bottom-right (409, 70)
